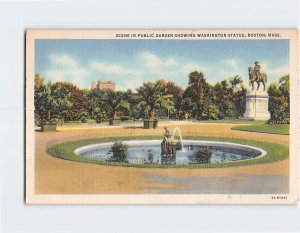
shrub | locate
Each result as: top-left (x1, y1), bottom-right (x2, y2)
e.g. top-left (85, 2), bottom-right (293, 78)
top-left (175, 141), bottom-right (183, 150)
top-left (111, 141), bottom-right (128, 162)
top-left (195, 146), bottom-right (213, 163)
top-left (80, 112), bottom-right (89, 123)
top-left (95, 115), bottom-right (102, 124)
top-left (120, 116), bottom-right (132, 121)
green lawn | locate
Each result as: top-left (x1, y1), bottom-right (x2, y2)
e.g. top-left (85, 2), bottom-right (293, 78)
top-left (63, 119), bottom-right (96, 125)
top-left (232, 124), bottom-right (289, 135)
top-left (195, 119), bottom-right (267, 124)
top-left (47, 135), bottom-right (288, 169)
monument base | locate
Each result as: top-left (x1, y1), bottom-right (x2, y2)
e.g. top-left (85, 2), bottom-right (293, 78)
top-left (243, 90), bottom-right (270, 120)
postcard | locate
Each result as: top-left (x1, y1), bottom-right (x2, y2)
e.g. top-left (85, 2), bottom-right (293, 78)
top-left (26, 29), bottom-right (299, 204)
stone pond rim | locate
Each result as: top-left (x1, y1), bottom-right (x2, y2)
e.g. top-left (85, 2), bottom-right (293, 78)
top-left (74, 139), bottom-right (267, 163)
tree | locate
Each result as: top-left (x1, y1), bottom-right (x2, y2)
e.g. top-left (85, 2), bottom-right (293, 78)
top-left (162, 81), bottom-right (184, 119)
top-left (229, 75), bottom-right (243, 92)
top-left (136, 80), bottom-right (174, 119)
top-left (212, 78), bottom-right (246, 119)
top-left (34, 79), bottom-right (72, 124)
top-left (202, 103), bottom-right (220, 120)
top-left (279, 74), bottom-right (290, 104)
top-left (87, 89), bottom-right (107, 122)
top-left (229, 76), bottom-right (247, 117)
top-left (52, 82), bottom-right (89, 122)
top-left (102, 90), bottom-right (130, 119)
top-left (268, 75), bottom-right (290, 123)
top-left (183, 71), bottom-right (210, 119)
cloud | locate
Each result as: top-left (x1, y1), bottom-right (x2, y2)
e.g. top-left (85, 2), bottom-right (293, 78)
top-left (45, 68), bottom-right (89, 88)
top-left (142, 52), bottom-right (178, 71)
top-left (49, 54), bottom-right (77, 67)
top-left (183, 63), bottom-right (206, 75)
top-left (181, 59), bottom-right (246, 86)
top-left (223, 58), bottom-right (242, 71)
top-left (45, 54), bottom-right (90, 88)
top-left (260, 62), bottom-right (289, 79)
top-left (118, 78), bottom-right (144, 92)
top-left (89, 61), bottom-right (140, 75)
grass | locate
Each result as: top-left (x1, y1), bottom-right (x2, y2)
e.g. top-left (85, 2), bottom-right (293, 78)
top-left (195, 119), bottom-right (267, 124)
top-left (47, 135), bottom-right (288, 169)
top-left (232, 124), bottom-right (289, 135)
top-left (64, 119), bottom-right (96, 125)
top-left (62, 118), bottom-right (267, 126)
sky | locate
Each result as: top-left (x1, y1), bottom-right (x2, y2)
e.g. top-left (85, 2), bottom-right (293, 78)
top-left (35, 39), bottom-right (289, 91)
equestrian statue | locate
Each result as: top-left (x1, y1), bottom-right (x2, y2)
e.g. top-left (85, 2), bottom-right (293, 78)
top-left (248, 61), bottom-right (267, 91)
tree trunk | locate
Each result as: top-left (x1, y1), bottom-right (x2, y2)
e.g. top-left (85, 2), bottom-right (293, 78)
top-left (112, 109), bottom-right (116, 119)
top-left (47, 110), bottom-right (51, 121)
top-left (149, 109), bottom-right (155, 120)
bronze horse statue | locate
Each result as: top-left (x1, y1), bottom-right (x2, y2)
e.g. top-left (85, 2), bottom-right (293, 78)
top-left (248, 67), bottom-right (267, 91)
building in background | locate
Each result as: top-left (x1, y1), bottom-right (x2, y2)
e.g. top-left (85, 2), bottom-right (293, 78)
top-left (91, 80), bottom-right (116, 91)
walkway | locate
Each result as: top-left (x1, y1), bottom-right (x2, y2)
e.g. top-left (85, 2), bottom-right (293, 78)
top-left (34, 123), bottom-right (289, 194)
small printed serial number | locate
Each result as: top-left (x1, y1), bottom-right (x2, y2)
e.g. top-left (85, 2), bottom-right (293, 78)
top-left (271, 196), bottom-right (288, 199)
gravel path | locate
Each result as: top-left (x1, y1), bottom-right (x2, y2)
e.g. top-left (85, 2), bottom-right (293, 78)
top-left (34, 123), bottom-right (289, 194)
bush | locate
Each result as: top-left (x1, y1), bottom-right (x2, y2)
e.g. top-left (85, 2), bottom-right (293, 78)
top-left (95, 115), bottom-right (102, 124)
top-left (268, 118), bottom-right (290, 124)
top-left (81, 116), bottom-right (87, 123)
top-left (175, 141), bottom-right (183, 150)
top-left (80, 112), bottom-right (89, 123)
top-left (119, 116), bottom-right (132, 121)
top-left (195, 146), bottom-right (213, 163)
top-left (111, 141), bottom-right (128, 162)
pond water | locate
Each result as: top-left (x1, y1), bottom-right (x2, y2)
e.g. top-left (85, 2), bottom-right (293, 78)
top-left (75, 140), bottom-right (265, 165)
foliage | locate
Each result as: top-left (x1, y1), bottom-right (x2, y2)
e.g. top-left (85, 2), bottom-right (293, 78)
top-left (80, 112), bottom-right (89, 123)
top-left (36, 71), bottom-right (290, 124)
top-left (52, 82), bottom-right (89, 122)
top-left (102, 90), bottom-right (130, 119)
top-left (183, 71), bottom-right (210, 119)
top-left (268, 75), bottom-right (290, 123)
top-left (119, 116), bottom-right (132, 121)
top-left (34, 75), bottom-right (72, 124)
top-left (212, 78), bottom-right (246, 119)
top-left (195, 147), bottom-right (213, 163)
top-left (111, 141), bottom-right (129, 161)
top-left (202, 104), bottom-right (219, 120)
top-left (95, 114), bottom-right (102, 123)
top-left (175, 141), bottom-right (183, 150)
top-left (162, 81), bottom-right (184, 119)
top-left (87, 89), bottom-right (107, 121)
top-left (136, 80), bottom-right (174, 119)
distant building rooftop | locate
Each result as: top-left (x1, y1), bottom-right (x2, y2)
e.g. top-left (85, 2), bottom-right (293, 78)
top-left (91, 80), bottom-right (116, 91)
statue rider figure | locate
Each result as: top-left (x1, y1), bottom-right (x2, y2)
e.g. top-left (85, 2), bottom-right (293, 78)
top-left (254, 61), bottom-right (261, 82)
top-left (164, 127), bottom-right (171, 141)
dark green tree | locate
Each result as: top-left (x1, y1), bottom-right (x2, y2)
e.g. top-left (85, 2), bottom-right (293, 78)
top-left (183, 71), bottom-right (210, 119)
top-left (52, 82), bottom-right (89, 122)
top-left (268, 75), bottom-right (290, 123)
top-left (111, 141), bottom-right (128, 162)
top-left (34, 78), bottom-right (72, 124)
top-left (102, 90), bottom-right (130, 119)
top-left (136, 80), bottom-right (174, 119)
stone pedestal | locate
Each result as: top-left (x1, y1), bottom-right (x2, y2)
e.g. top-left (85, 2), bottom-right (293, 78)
top-left (243, 90), bottom-right (270, 120)
top-left (161, 138), bottom-right (177, 164)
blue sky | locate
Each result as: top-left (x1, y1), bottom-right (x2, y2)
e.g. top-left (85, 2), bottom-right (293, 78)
top-left (35, 39), bottom-right (289, 90)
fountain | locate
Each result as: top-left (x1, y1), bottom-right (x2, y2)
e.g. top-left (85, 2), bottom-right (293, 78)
top-left (172, 127), bottom-right (185, 152)
top-left (74, 127), bottom-right (267, 165)
top-left (160, 127), bottom-right (177, 164)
